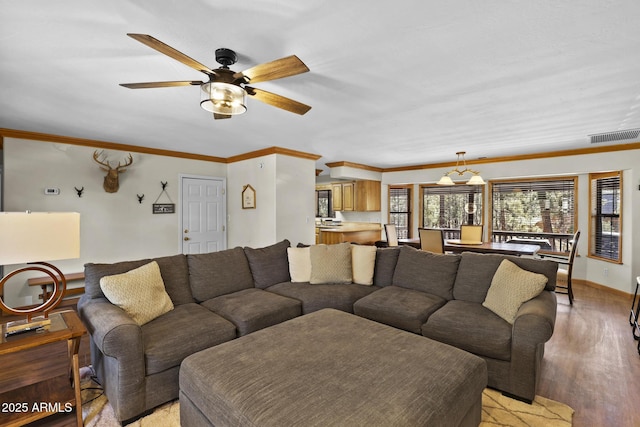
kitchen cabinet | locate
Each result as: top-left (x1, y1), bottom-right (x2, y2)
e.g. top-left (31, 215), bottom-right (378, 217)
top-left (354, 180), bottom-right (381, 211)
top-left (331, 183), bottom-right (343, 211)
top-left (330, 180), bottom-right (380, 212)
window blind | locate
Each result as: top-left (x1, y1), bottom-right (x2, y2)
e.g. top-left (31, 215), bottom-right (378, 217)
top-left (491, 178), bottom-right (575, 235)
top-left (590, 172), bottom-right (621, 262)
top-left (389, 187), bottom-right (411, 239)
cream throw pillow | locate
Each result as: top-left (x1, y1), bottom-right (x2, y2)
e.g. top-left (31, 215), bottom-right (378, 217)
top-left (287, 247), bottom-right (311, 282)
top-left (309, 243), bottom-right (352, 284)
top-left (100, 261), bottom-right (174, 326)
top-left (351, 244), bottom-right (377, 285)
top-left (483, 259), bottom-right (548, 324)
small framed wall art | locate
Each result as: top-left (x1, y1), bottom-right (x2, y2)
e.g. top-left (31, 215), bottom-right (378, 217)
top-left (242, 184), bottom-right (256, 209)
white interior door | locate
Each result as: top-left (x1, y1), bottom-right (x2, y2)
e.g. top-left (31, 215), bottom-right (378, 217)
top-left (181, 176), bottom-right (226, 254)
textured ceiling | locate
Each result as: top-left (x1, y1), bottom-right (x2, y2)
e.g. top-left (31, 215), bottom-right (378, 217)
top-left (2, 0), bottom-right (640, 172)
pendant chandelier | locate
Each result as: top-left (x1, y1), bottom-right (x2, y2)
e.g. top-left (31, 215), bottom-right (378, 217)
top-left (436, 151), bottom-right (485, 186)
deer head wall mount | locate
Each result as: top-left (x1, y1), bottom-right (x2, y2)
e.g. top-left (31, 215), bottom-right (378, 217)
top-left (93, 150), bottom-right (134, 193)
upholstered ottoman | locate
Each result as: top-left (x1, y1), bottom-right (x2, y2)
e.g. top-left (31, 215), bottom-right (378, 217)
top-left (180, 309), bottom-right (487, 427)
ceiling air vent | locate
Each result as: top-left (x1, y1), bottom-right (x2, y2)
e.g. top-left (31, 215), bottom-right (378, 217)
top-left (589, 128), bottom-right (640, 144)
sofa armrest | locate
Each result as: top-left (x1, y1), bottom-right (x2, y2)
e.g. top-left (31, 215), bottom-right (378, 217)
top-left (514, 290), bottom-right (557, 341)
top-left (512, 290), bottom-right (557, 344)
top-left (78, 296), bottom-right (146, 421)
top-left (78, 297), bottom-right (143, 358)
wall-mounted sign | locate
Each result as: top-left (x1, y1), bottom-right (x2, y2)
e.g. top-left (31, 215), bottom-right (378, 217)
top-left (153, 203), bottom-right (175, 214)
top-left (242, 184), bottom-right (256, 209)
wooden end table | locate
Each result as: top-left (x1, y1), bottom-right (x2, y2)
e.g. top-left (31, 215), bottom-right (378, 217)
top-left (0, 310), bottom-right (86, 426)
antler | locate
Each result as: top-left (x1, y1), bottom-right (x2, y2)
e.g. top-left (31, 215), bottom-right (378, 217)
top-left (117, 153), bottom-right (134, 171)
top-left (93, 150), bottom-right (112, 170)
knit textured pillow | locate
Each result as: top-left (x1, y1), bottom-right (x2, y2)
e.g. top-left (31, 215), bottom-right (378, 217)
top-left (100, 261), bottom-right (174, 326)
top-left (309, 243), bottom-right (352, 284)
top-left (483, 259), bottom-right (548, 324)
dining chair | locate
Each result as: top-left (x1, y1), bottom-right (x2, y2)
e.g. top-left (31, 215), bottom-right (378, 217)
top-left (419, 228), bottom-right (444, 254)
top-left (460, 224), bottom-right (483, 243)
top-left (384, 224), bottom-right (399, 247)
top-left (555, 230), bottom-right (580, 304)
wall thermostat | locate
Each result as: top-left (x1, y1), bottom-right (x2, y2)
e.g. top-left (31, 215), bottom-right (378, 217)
top-left (44, 188), bottom-right (60, 195)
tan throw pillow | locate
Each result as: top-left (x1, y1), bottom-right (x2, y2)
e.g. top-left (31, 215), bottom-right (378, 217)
top-left (483, 259), bottom-right (548, 324)
top-left (309, 243), bottom-right (352, 284)
top-left (100, 261), bottom-right (174, 326)
top-left (287, 247), bottom-right (311, 282)
top-left (352, 244), bottom-right (377, 285)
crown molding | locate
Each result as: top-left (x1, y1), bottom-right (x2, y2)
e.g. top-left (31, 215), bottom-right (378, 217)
top-left (324, 161), bottom-right (384, 172)
top-left (226, 146), bottom-right (321, 163)
top-left (0, 129), bottom-right (321, 163)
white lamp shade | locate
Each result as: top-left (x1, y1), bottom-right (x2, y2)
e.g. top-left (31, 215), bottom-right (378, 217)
top-left (0, 212), bottom-right (80, 265)
top-left (437, 175), bottom-right (455, 185)
top-left (466, 174), bottom-right (486, 185)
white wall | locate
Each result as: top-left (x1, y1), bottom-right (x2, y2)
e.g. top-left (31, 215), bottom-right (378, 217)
top-left (275, 154), bottom-right (316, 246)
top-left (380, 147), bottom-right (640, 294)
top-left (2, 138), bottom-right (226, 306)
top-left (227, 153), bottom-right (316, 248)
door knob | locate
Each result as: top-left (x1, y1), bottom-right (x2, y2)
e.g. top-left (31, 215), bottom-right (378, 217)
top-left (184, 237), bottom-right (190, 241)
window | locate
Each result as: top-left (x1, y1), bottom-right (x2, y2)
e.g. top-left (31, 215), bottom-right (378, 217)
top-left (421, 184), bottom-right (483, 232)
top-left (589, 171), bottom-right (621, 263)
top-left (388, 186), bottom-right (412, 239)
top-left (316, 189), bottom-right (333, 218)
top-left (490, 177), bottom-right (576, 252)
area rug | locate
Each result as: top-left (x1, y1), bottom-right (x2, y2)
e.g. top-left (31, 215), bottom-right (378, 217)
top-left (81, 368), bottom-right (573, 426)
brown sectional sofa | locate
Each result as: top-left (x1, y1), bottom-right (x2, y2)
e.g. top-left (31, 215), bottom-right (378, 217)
top-left (77, 239), bottom-right (558, 423)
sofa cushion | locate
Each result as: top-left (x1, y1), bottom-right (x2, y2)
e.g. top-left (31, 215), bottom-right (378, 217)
top-left (243, 239), bottom-right (291, 289)
top-left (372, 247), bottom-right (400, 287)
top-left (483, 259), bottom-right (548, 324)
top-left (99, 261), bottom-right (174, 326)
top-left (354, 286), bottom-right (447, 334)
top-left (85, 258), bottom-right (151, 299)
top-left (453, 252), bottom-right (558, 303)
top-left (142, 303), bottom-right (236, 375)
top-left (287, 247), bottom-right (311, 282)
top-left (309, 243), bottom-right (352, 284)
top-left (392, 246), bottom-right (460, 300)
top-left (267, 282), bottom-right (380, 314)
top-left (422, 300), bottom-right (512, 361)
top-left (154, 254), bottom-right (194, 305)
top-left (351, 244), bottom-right (377, 285)
top-left (187, 247), bottom-right (254, 302)
top-left (201, 288), bottom-right (301, 336)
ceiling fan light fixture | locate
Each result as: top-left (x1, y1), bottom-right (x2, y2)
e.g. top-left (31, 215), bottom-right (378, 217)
top-left (200, 82), bottom-right (247, 115)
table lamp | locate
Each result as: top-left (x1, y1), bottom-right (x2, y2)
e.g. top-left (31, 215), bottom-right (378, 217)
top-left (0, 211), bottom-right (80, 335)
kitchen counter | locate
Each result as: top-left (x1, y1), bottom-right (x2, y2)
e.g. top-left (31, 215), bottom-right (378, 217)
top-left (316, 222), bottom-right (382, 245)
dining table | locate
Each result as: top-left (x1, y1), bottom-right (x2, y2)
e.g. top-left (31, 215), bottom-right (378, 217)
top-left (397, 239), bottom-right (540, 257)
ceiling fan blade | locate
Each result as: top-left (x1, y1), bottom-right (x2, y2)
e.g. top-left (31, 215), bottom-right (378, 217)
top-left (127, 33), bottom-right (215, 75)
top-left (234, 55), bottom-right (309, 84)
top-left (120, 81), bottom-right (203, 89)
top-left (213, 113), bottom-right (232, 120)
top-left (246, 86), bottom-right (311, 115)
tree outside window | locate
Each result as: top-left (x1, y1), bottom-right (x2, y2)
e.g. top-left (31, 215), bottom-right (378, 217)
top-left (421, 184), bottom-right (483, 230)
top-left (490, 177), bottom-right (576, 252)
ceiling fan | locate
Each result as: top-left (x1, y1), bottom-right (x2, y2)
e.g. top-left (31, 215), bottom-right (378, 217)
top-left (120, 33), bottom-right (311, 119)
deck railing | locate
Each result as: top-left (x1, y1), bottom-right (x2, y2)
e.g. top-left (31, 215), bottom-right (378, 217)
top-left (432, 228), bottom-right (573, 254)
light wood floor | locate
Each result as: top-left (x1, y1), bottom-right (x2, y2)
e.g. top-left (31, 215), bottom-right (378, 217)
top-left (538, 282), bottom-right (640, 427)
top-left (2, 283), bottom-right (639, 426)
